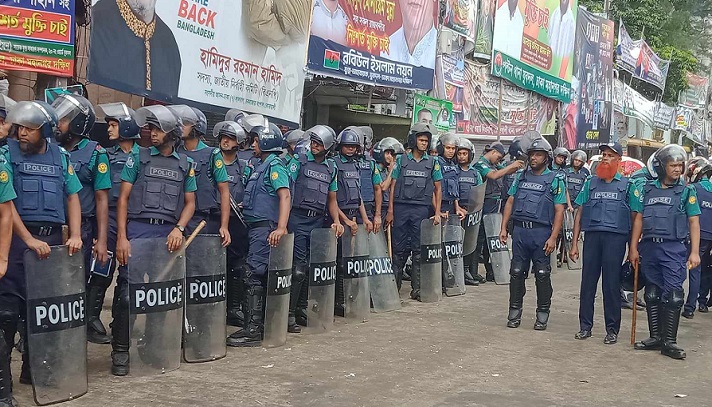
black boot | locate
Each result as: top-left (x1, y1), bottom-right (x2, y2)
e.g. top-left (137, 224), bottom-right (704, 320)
top-left (226, 265), bottom-right (246, 327)
top-left (0, 328), bottom-right (13, 407)
top-left (295, 279), bottom-right (309, 326)
top-left (392, 253), bottom-right (406, 292)
top-left (288, 265), bottom-right (306, 333)
top-left (226, 286), bottom-right (265, 347)
top-left (661, 289), bottom-right (686, 360)
top-left (464, 262), bottom-right (479, 286)
top-left (533, 263), bottom-right (553, 330)
top-left (507, 262), bottom-right (527, 328)
top-left (86, 282), bottom-right (111, 344)
top-left (402, 255), bottom-right (412, 281)
top-left (410, 253), bottom-right (421, 301)
top-left (111, 278), bottom-right (130, 376)
top-left (634, 285), bottom-right (663, 351)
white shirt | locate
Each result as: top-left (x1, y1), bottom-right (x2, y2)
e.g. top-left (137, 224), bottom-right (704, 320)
top-left (382, 25), bottom-right (437, 69)
top-left (492, 4), bottom-right (524, 59)
top-left (310, 0), bottom-right (349, 46)
top-left (548, 6), bottom-right (575, 58)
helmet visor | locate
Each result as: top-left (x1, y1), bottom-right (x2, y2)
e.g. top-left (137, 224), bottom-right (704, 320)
top-left (6, 101), bottom-right (54, 130)
top-left (166, 105), bottom-right (198, 126)
top-left (52, 94), bottom-right (87, 122)
top-left (98, 102), bottom-right (132, 122)
top-left (135, 105), bottom-right (181, 133)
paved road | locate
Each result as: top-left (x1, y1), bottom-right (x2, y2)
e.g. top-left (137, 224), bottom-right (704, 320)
top-left (12, 268), bottom-right (712, 406)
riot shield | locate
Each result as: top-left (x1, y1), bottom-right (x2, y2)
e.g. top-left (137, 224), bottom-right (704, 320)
top-left (184, 235), bottom-right (227, 363)
top-left (342, 225), bottom-right (370, 322)
top-left (463, 183), bottom-right (486, 256)
top-left (368, 230), bottom-right (400, 312)
top-left (564, 211), bottom-right (581, 270)
top-left (263, 233), bottom-right (294, 348)
top-left (129, 238), bottom-right (185, 376)
top-left (443, 217), bottom-right (466, 297)
top-left (306, 229), bottom-right (337, 334)
top-left (25, 246), bottom-right (87, 405)
top-left (483, 213), bottom-right (510, 285)
top-left (420, 219), bottom-right (443, 302)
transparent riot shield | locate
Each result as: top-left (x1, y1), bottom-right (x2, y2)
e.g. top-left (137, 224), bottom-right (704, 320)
top-left (129, 238), bottom-right (186, 376)
top-left (483, 213), bottom-right (510, 285)
top-left (263, 233), bottom-right (294, 348)
top-left (368, 230), bottom-right (400, 312)
top-left (342, 225), bottom-right (370, 322)
top-left (25, 246), bottom-right (87, 405)
top-left (306, 229), bottom-right (337, 334)
top-left (463, 183), bottom-right (486, 256)
top-left (184, 235), bottom-right (226, 363)
top-left (420, 219), bottom-right (443, 303)
top-left (564, 211), bottom-right (581, 270)
top-left (443, 217), bottom-right (466, 297)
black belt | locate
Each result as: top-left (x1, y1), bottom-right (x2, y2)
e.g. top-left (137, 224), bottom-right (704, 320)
top-left (24, 223), bottom-right (62, 237)
top-left (133, 218), bottom-right (171, 226)
top-left (343, 208), bottom-right (359, 217)
top-left (644, 237), bottom-right (685, 244)
top-left (514, 221), bottom-right (549, 229)
top-left (293, 208), bottom-right (322, 218)
top-left (248, 220), bottom-right (272, 229)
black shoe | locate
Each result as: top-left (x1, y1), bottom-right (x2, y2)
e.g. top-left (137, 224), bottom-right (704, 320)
top-left (410, 290), bottom-right (421, 301)
top-left (295, 309), bottom-right (308, 326)
top-left (699, 304), bottom-right (709, 313)
top-left (226, 286), bottom-right (264, 347)
top-left (226, 309), bottom-right (245, 328)
top-left (87, 320), bottom-right (111, 344)
top-left (287, 316), bottom-right (301, 334)
top-left (603, 333), bottom-right (618, 345)
top-left (621, 301), bottom-right (634, 310)
top-left (507, 308), bottom-right (522, 328)
top-left (474, 274), bottom-right (487, 284)
top-left (634, 337), bottom-right (662, 350)
top-left (574, 330), bottom-right (592, 340)
top-left (682, 309), bottom-right (694, 319)
top-left (533, 311), bottom-right (549, 331)
top-left (226, 330), bottom-right (262, 347)
top-left (111, 351), bottom-right (129, 376)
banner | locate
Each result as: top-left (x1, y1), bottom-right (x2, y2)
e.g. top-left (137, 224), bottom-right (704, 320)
top-left (443, 0), bottom-right (477, 42)
top-left (413, 94), bottom-right (454, 133)
top-left (561, 9), bottom-right (613, 150)
top-left (615, 20), bottom-right (640, 74)
top-left (457, 61), bottom-right (554, 137)
top-left (472, 0), bottom-right (495, 59)
top-left (0, 0), bottom-right (75, 77)
top-left (673, 106), bottom-right (695, 132)
top-left (679, 73), bottom-right (708, 109)
top-left (88, 0), bottom-right (310, 125)
top-left (306, 0), bottom-right (438, 90)
top-left (634, 41), bottom-right (670, 92)
top-left (653, 102), bottom-right (674, 130)
top-left (490, 0), bottom-right (578, 103)
top-left (613, 79), bottom-right (655, 128)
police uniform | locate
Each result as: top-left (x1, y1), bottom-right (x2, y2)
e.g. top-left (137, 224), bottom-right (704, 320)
top-left (575, 173), bottom-right (637, 340)
top-left (438, 156), bottom-right (460, 215)
top-left (335, 154), bottom-right (364, 221)
top-left (0, 156), bottom-right (14, 406)
top-left (223, 152), bottom-right (249, 326)
top-left (391, 152), bottom-right (443, 297)
top-left (506, 167), bottom-right (566, 328)
top-left (356, 155), bottom-right (382, 221)
top-left (177, 140), bottom-right (229, 234)
top-left (566, 167), bottom-right (590, 207)
top-left (2, 139), bottom-right (82, 383)
top-left (287, 152), bottom-right (338, 327)
top-left (695, 178), bottom-right (712, 312)
top-left (377, 161), bottom-right (391, 224)
top-left (457, 162), bottom-right (483, 284)
top-left (474, 156), bottom-right (504, 280)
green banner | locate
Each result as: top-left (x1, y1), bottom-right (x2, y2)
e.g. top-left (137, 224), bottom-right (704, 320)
top-left (413, 94), bottom-right (454, 133)
top-left (492, 51), bottom-right (572, 102)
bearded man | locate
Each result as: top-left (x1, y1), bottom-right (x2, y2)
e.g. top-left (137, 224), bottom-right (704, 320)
top-left (569, 142), bottom-right (638, 345)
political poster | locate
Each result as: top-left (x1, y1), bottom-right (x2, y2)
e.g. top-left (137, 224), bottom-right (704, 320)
top-left (0, 0), bottom-right (75, 77)
top-left (561, 9), bottom-right (614, 150)
top-left (443, 0), bottom-right (477, 42)
top-left (306, 0), bottom-right (438, 90)
top-left (615, 20), bottom-right (640, 75)
top-left (457, 61), bottom-right (554, 137)
top-left (413, 94), bottom-right (454, 133)
top-left (613, 79), bottom-right (655, 128)
top-left (679, 73), bottom-right (708, 109)
top-left (634, 41), bottom-right (670, 92)
top-left (490, 0), bottom-right (578, 103)
top-left (653, 102), bottom-right (674, 130)
top-left (87, 0), bottom-right (310, 125)
top-left (472, 0), bottom-right (495, 59)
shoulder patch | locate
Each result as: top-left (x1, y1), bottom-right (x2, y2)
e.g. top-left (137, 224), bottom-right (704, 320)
top-left (434, 163), bottom-right (440, 171)
top-left (67, 164), bottom-right (75, 176)
top-left (97, 162), bottom-right (108, 174)
top-left (189, 168), bottom-right (195, 177)
top-left (215, 159), bottom-right (224, 169)
top-left (271, 171), bottom-right (279, 181)
top-left (634, 189), bottom-right (640, 198)
top-left (0, 171), bottom-right (8, 183)
top-left (689, 195), bottom-right (697, 205)
top-left (125, 155), bottom-right (134, 169)
top-left (374, 167), bottom-right (380, 175)
top-left (289, 163), bottom-right (297, 173)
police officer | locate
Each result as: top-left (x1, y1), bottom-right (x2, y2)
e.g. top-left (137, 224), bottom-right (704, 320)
top-left (567, 150), bottom-right (590, 206)
top-left (570, 143), bottom-right (636, 344)
top-left (283, 129), bottom-right (306, 159)
top-left (474, 142), bottom-right (524, 282)
top-left (0, 95), bottom-right (16, 145)
top-left (114, 105), bottom-right (197, 375)
top-left (437, 134), bottom-right (461, 216)
top-left (52, 94), bottom-right (113, 344)
top-left (454, 138), bottom-right (483, 286)
top-left (552, 147), bottom-right (570, 171)
top-left (226, 124), bottom-right (291, 347)
top-left (552, 147), bottom-right (573, 266)
top-left (372, 137), bottom-right (403, 225)
top-left (3, 101), bottom-right (83, 384)
top-left (0, 150), bottom-right (14, 407)
top-left (213, 121), bottom-right (250, 327)
top-left (683, 158), bottom-right (712, 318)
top-left (500, 136), bottom-right (565, 329)
top-left (287, 125), bottom-right (343, 329)
top-left (387, 123), bottom-right (443, 301)
top-left (172, 105), bottom-right (231, 245)
top-left (356, 127), bottom-right (383, 231)
top-left (630, 144), bottom-right (700, 360)
top-left (238, 113), bottom-right (268, 166)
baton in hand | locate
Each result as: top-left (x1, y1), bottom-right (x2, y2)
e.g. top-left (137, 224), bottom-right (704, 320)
top-left (230, 197), bottom-right (247, 227)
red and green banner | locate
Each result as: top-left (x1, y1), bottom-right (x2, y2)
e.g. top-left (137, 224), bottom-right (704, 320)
top-left (0, 0), bottom-right (75, 77)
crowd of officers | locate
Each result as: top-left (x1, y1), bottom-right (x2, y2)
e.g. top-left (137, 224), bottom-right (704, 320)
top-left (0, 93), bottom-right (707, 405)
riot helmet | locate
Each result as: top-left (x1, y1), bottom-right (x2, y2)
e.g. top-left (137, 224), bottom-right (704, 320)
top-left (527, 137), bottom-right (553, 160)
top-left (225, 108), bottom-right (245, 123)
top-left (436, 133), bottom-right (459, 158)
top-left (336, 126), bottom-right (363, 148)
top-left (134, 105), bottom-right (183, 141)
top-left (6, 100), bottom-right (59, 140)
top-left (0, 95), bottom-right (16, 120)
top-left (98, 102), bottom-right (140, 140)
top-left (457, 137), bottom-right (475, 164)
top-left (284, 129), bottom-right (306, 147)
top-left (359, 125), bottom-right (374, 151)
top-left (306, 124), bottom-right (336, 152)
top-left (553, 147), bottom-right (571, 166)
top-left (571, 150), bottom-right (587, 165)
top-left (52, 93), bottom-right (96, 137)
top-left (190, 107), bottom-right (207, 135)
top-left (252, 124), bottom-right (283, 153)
top-left (407, 122), bottom-right (433, 151)
top-left (213, 121), bottom-right (247, 144)
top-left (508, 137), bottom-right (526, 161)
top-left (651, 144), bottom-right (687, 180)
top-left (687, 157), bottom-right (712, 184)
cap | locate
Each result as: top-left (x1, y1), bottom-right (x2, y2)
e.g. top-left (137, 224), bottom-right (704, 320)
top-left (409, 122), bottom-right (434, 136)
top-left (485, 142), bottom-right (506, 156)
top-left (599, 142), bottom-right (623, 157)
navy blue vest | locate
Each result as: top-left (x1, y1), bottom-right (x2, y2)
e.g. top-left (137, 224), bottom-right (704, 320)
top-left (224, 157), bottom-right (246, 205)
top-left (178, 145), bottom-right (217, 213)
top-left (127, 148), bottom-right (189, 223)
top-left (8, 139), bottom-right (66, 224)
top-left (335, 156), bottom-right (362, 210)
top-left (243, 156), bottom-right (281, 223)
top-left (439, 157), bottom-right (460, 202)
top-left (642, 182), bottom-right (688, 240)
top-left (695, 184), bottom-right (712, 241)
top-left (567, 169), bottom-right (588, 203)
top-left (580, 176), bottom-right (630, 234)
top-left (394, 154), bottom-right (434, 206)
top-left (292, 155), bottom-right (333, 214)
top-left (512, 170), bottom-right (556, 226)
top-left (69, 140), bottom-right (99, 217)
top-left (107, 145), bottom-right (132, 208)
top-left (457, 168), bottom-right (480, 208)
top-left (357, 157), bottom-right (375, 203)
top-left (379, 164), bottom-right (390, 209)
